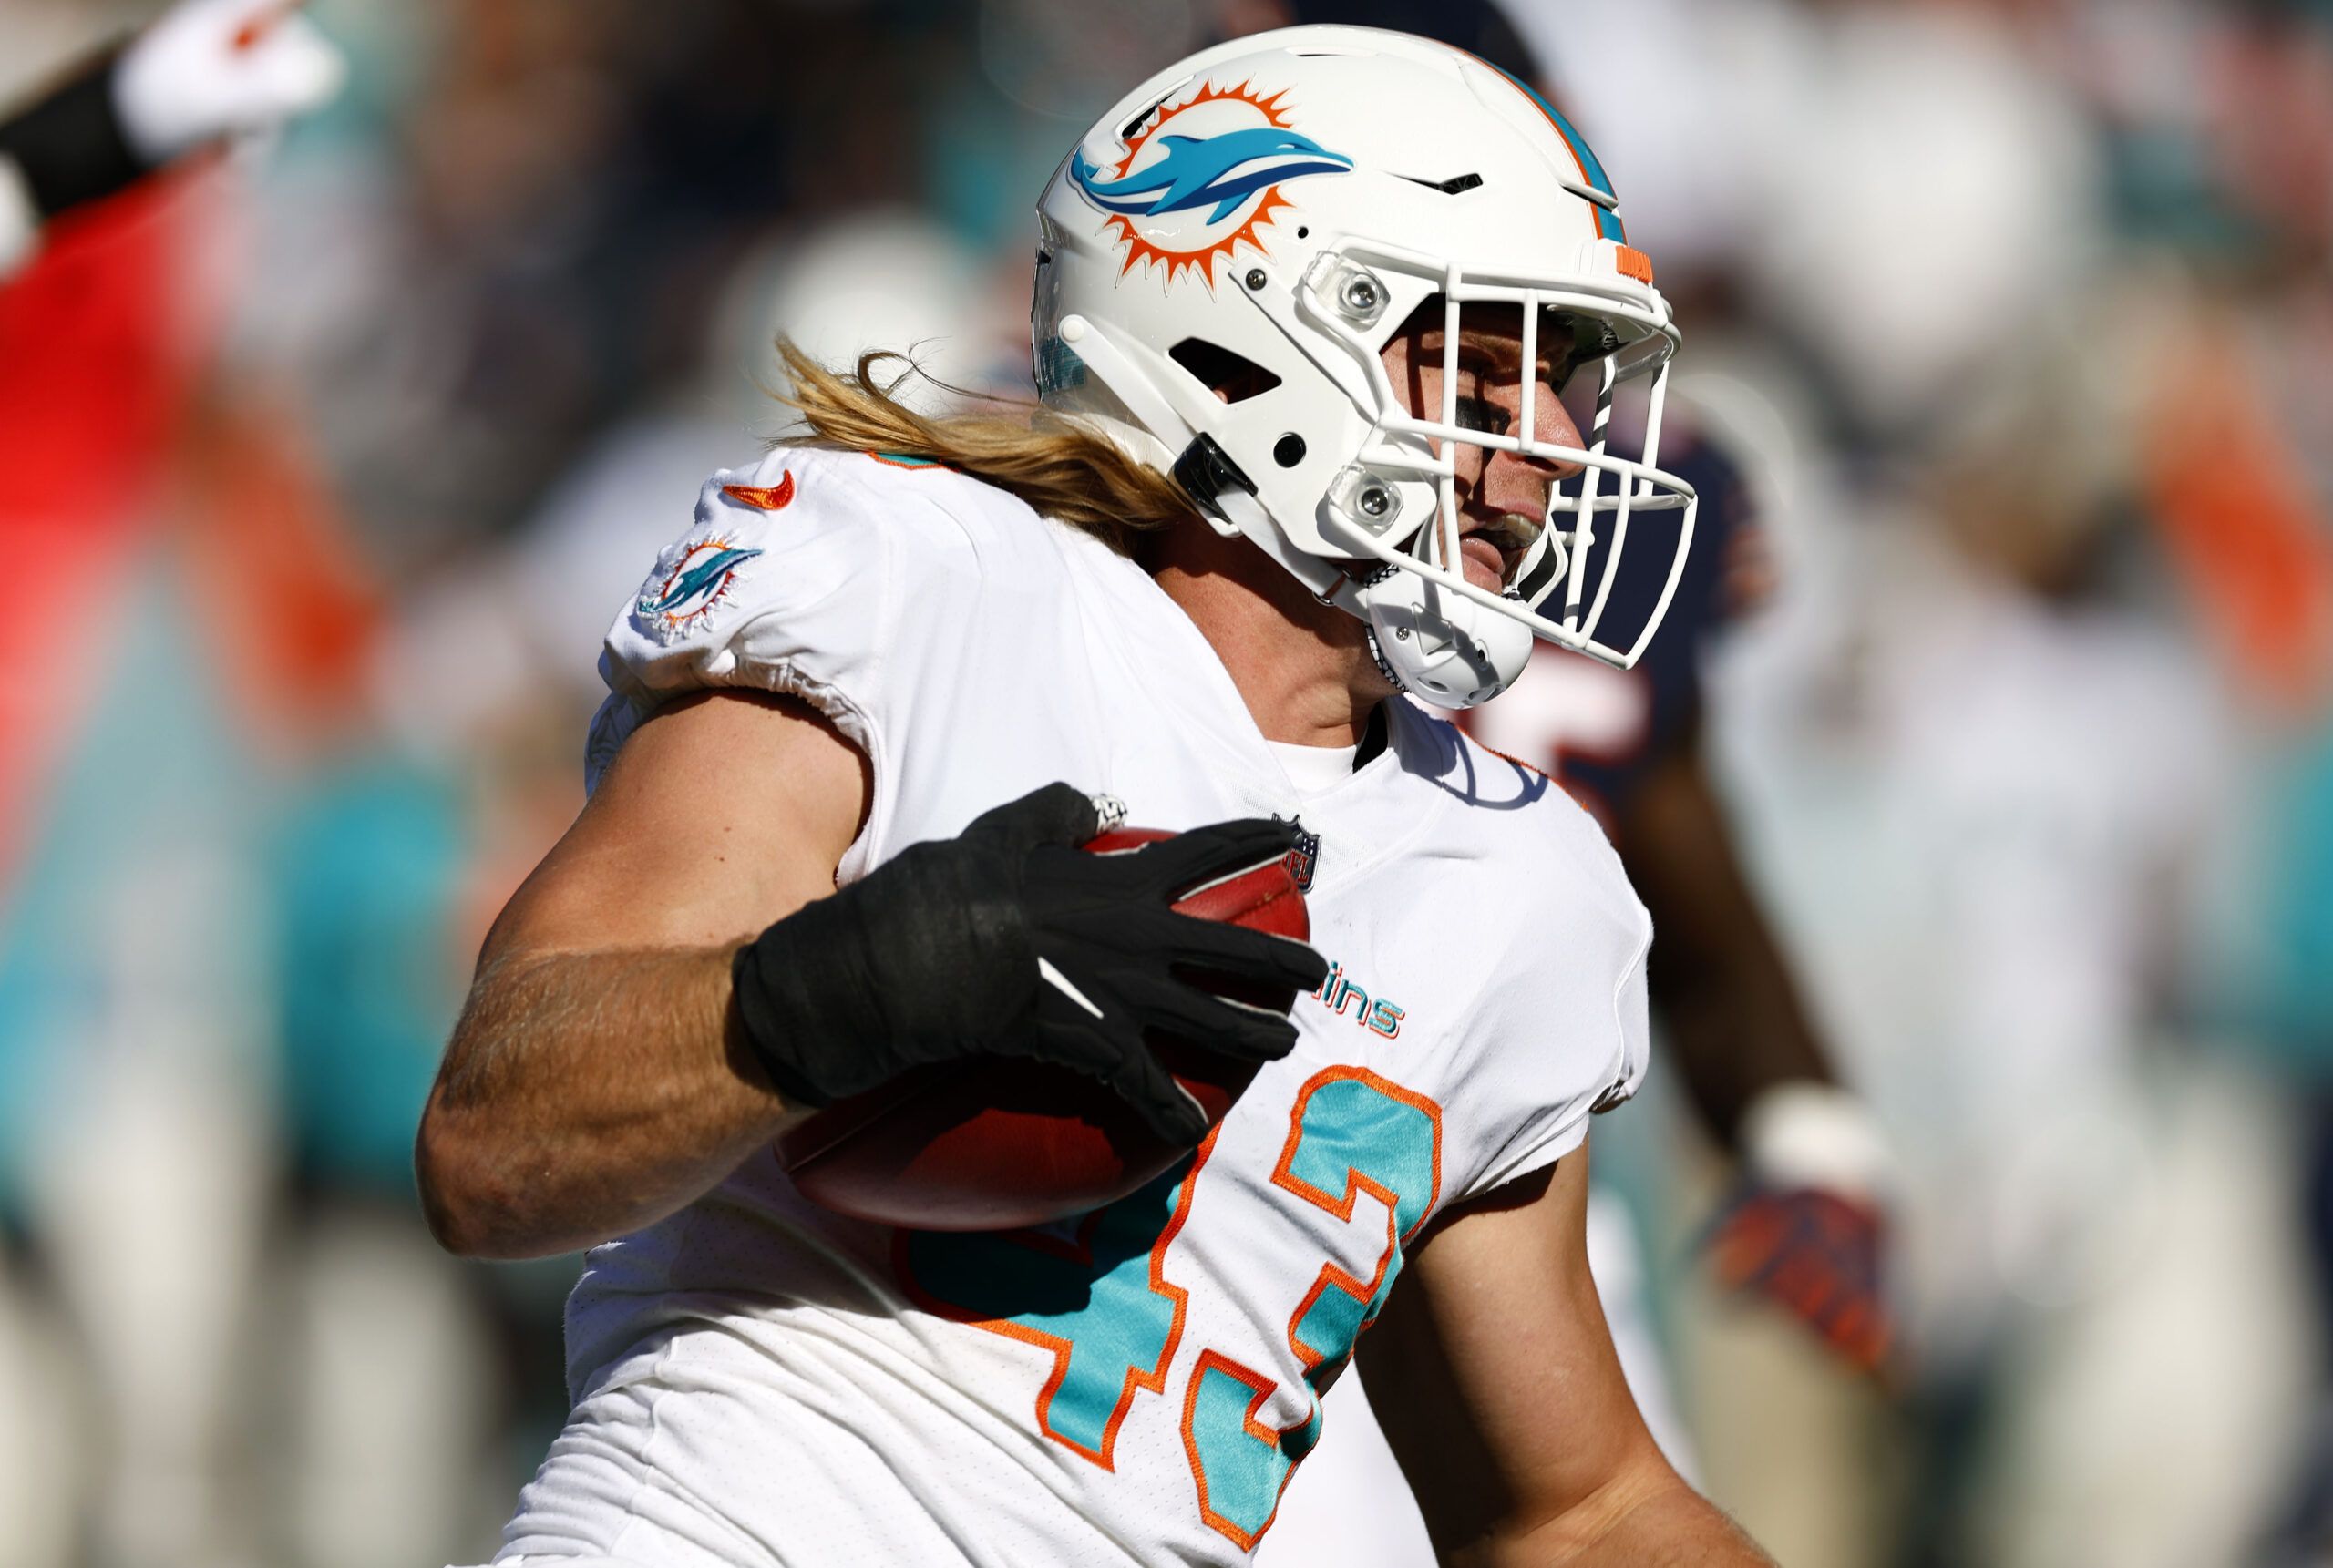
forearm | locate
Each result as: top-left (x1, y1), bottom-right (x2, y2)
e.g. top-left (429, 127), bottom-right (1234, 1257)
top-left (1458, 1471), bottom-right (1773, 1568)
top-left (1650, 910), bottom-right (1831, 1146)
top-left (417, 943), bottom-right (804, 1259)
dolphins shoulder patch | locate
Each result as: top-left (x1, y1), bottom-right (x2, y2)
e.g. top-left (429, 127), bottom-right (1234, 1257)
top-left (634, 529), bottom-right (765, 641)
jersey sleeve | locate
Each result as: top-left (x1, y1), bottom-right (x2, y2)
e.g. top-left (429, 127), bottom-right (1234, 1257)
top-left (584, 446), bottom-right (975, 882)
top-left (1448, 829), bottom-right (1654, 1205)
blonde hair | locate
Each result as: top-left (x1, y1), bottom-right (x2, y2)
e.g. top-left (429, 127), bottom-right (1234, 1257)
top-left (769, 340), bottom-right (1198, 556)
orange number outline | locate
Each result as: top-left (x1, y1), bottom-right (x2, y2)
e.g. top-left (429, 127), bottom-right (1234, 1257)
top-left (1177, 1348), bottom-right (1317, 1553)
top-left (1178, 1068), bottom-right (1447, 1548)
top-left (893, 1129), bottom-right (1218, 1471)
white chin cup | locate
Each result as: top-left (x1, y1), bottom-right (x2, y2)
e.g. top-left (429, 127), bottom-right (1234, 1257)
top-left (1359, 569), bottom-right (1535, 710)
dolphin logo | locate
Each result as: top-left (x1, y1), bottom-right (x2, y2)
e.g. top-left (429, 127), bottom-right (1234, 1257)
top-left (642, 544), bottom-right (761, 616)
top-left (1073, 128), bottom-right (1353, 224)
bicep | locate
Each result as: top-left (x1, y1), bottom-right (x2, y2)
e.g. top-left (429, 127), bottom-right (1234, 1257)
top-left (482, 689), bottom-right (871, 963)
top-left (1362, 1141), bottom-right (1675, 1560)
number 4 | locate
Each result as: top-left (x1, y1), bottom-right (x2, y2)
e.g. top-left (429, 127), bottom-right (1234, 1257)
top-left (897, 1140), bottom-right (1210, 1468)
top-left (898, 1068), bottom-right (1443, 1552)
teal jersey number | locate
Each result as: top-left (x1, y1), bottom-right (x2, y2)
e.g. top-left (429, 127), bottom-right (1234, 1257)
top-left (895, 1067), bottom-right (1444, 1551)
top-left (898, 1147), bottom-right (1208, 1469)
top-left (1188, 1069), bottom-right (1443, 1547)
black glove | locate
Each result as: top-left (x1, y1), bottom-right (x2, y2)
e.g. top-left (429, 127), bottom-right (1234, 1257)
top-left (732, 783), bottom-right (1329, 1143)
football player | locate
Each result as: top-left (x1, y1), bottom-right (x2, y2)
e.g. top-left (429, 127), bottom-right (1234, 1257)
top-left (0, 0), bottom-right (341, 280)
top-left (421, 26), bottom-right (1772, 1566)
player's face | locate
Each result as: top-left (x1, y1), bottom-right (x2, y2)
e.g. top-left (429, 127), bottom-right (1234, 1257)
top-left (1380, 303), bottom-right (1588, 595)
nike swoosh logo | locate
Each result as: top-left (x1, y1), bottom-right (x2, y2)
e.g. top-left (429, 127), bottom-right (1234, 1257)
top-left (721, 471), bottom-right (796, 511)
top-left (1038, 958), bottom-right (1105, 1020)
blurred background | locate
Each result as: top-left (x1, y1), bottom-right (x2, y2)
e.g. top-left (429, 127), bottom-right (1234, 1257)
top-left (1, 0), bottom-right (2330, 1564)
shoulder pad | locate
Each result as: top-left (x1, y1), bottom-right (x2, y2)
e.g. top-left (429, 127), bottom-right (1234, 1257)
top-left (620, 446), bottom-right (962, 652)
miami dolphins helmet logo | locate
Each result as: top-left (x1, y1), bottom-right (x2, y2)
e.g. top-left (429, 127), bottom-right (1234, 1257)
top-left (636, 535), bottom-right (763, 636)
top-left (1070, 80), bottom-right (1351, 287)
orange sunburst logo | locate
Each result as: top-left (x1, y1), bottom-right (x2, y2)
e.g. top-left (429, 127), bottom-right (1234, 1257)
top-left (1070, 79), bottom-right (1351, 291)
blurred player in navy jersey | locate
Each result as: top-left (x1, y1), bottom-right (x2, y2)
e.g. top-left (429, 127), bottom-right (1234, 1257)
top-left (1469, 415), bottom-right (1891, 1368)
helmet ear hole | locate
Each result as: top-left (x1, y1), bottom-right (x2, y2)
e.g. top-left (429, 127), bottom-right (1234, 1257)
top-left (1167, 339), bottom-right (1282, 404)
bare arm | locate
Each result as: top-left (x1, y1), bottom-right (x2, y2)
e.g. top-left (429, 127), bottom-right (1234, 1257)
top-left (1363, 1144), bottom-right (1773, 1566)
top-left (1616, 715), bottom-right (1835, 1146)
top-left (416, 689), bottom-right (869, 1260)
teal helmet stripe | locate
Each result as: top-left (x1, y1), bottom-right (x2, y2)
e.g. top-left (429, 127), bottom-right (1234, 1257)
top-left (1475, 57), bottom-right (1628, 243)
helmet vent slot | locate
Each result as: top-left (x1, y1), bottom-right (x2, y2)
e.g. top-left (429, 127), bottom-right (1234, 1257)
top-left (1168, 339), bottom-right (1282, 404)
top-left (1393, 172), bottom-right (1485, 196)
top-left (1120, 77), bottom-right (1191, 141)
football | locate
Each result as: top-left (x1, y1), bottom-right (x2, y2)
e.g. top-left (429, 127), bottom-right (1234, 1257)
top-left (776, 826), bottom-right (1310, 1231)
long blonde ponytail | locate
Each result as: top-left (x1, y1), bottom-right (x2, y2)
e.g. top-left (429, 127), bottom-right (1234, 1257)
top-left (768, 340), bottom-right (1198, 557)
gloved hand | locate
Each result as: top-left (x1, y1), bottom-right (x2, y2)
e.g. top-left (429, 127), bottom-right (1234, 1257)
top-left (731, 783), bottom-right (1328, 1143)
top-left (1705, 1184), bottom-right (1889, 1374)
top-left (1701, 1082), bottom-right (1894, 1375)
top-left (0, 0), bottom-right (342, 226)
top-left (114, 0), bottom-right (345, 165)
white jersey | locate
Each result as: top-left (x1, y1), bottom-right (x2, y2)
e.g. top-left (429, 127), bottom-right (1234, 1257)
top-left (494, 447), bottom-right (1651, 1568)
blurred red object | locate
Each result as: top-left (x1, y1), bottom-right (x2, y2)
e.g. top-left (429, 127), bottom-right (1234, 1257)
top-left (0, 179), bottom-right (211, 893)
top-left (2145, 331), bottom-right (2333, 715)
top-left (0, 183), bottom-right (205, 519)
top-left (175, 398), bottom-right (383, 752)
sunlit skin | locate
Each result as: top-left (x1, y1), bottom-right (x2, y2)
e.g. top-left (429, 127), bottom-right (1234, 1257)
top-left (1147, 301), bottom-right (1587, 748)
top-left (1381, 302), bottom-right (1588, 595)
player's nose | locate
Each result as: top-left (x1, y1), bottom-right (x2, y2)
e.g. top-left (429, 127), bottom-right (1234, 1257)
top-left (1466, 378), bottom-right (1583, 517)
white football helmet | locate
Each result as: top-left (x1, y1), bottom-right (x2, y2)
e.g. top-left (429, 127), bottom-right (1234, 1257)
top-left (1032, 25), bottom-right (1697, 708)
